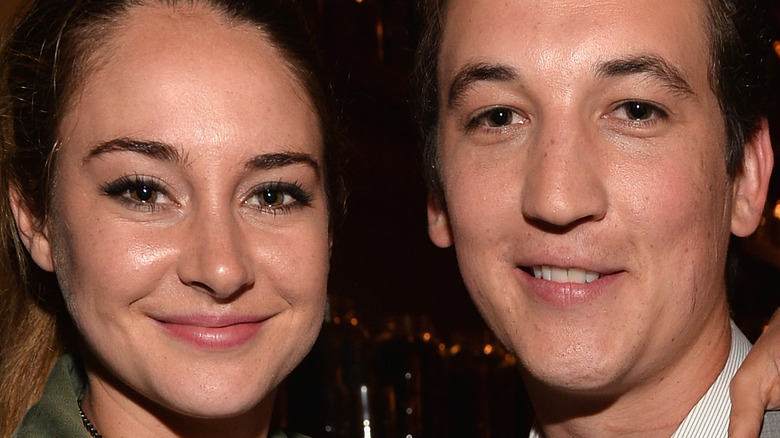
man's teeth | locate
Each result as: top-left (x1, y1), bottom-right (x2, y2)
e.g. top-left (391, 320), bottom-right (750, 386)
top-left (532, 266), bottom-right (600, 284)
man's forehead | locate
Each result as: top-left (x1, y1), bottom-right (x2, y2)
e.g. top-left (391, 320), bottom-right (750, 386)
top-left (438, 0), bottom-right (711, 88)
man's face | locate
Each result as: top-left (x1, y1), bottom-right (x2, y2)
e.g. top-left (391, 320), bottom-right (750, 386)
top-left (430, 0), bottom-right (754, 396)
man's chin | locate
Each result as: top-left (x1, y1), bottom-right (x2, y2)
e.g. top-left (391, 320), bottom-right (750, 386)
top-left (519, 350), bottom-right (631, 398)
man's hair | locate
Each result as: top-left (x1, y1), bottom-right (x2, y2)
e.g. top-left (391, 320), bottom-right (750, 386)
top-left (412, 0), bottom-right (777, 202)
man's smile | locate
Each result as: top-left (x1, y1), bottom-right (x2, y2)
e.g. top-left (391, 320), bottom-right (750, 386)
top-left (531, 266), bottom-right (601, 284)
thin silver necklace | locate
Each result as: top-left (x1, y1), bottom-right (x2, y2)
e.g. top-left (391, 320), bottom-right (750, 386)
top-left (77, 400), bottom-right (103, 438)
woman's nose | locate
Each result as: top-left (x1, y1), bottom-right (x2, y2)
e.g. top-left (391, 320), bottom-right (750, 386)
top-left (176, 205), bottom-right (255, 300)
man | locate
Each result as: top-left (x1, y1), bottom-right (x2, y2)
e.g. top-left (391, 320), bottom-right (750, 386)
top-left (413, 0), bottom-right (780, 435)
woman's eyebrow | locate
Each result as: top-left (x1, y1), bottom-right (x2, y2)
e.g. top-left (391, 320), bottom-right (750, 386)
top-left (83, 138), bottom-right (183, 164)
top-left (83, 139), bottom-right (320, 175)
top-left (245, 152), bottom-right (321, 177)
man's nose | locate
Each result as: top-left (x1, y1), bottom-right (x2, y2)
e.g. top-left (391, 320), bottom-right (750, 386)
top-left (521, 118), bottom-right (608, 231)
top-left (176, 205), bottom-right (255, 300)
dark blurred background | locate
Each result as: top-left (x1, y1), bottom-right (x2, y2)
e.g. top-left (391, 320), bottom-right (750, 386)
top-left (2, 1), bottom-right (780, 437)
top-left (301, 0), bottom-right (485, 336)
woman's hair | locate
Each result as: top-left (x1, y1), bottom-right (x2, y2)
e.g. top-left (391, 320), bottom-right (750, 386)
top-left (0, 0), bottom-right (345, 433)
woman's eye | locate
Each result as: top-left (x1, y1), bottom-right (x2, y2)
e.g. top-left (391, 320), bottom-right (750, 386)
top-left (469, 106), bottom-right (526, 129)
top-left (245, 182), bottom-right (312, 213)
top-left (258, 189), bottom-right (293, 207)
top-left (612, 101), bottom-right (667, 122)
top-left (100, 175), bottom-right (171, 210)
top-left (128, 185), bottom-right (159, 203)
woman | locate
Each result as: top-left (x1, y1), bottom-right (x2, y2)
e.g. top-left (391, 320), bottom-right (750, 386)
top-left (0, 0), bottom-right (343, 436)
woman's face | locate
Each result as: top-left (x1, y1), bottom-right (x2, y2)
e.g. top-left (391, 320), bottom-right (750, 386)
top-left (27, 3), bottom-right (329, 425)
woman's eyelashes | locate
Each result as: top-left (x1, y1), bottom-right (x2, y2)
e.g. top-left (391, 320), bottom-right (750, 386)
top-left (244, 181), bottom-right (313, 214)
top-left (101, 175), bottom-right (313, 215)
top-left (101, 175), bottom-right (173, 211)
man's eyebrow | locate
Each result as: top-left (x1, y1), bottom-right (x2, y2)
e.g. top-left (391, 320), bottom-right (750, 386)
top-left (83, 138), bottom-right (183, 164)
top-left (245, 152), bottom-right (321, 177)
top-left (595, 55), bottom-right (695, 97)
top-left (447, 62), bottom-right (519, 109)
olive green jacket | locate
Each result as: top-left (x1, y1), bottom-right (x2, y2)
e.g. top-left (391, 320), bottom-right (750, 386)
top-left (12, 354), bottom-right (303, 438)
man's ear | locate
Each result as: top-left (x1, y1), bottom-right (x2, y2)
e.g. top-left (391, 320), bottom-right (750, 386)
top-left (427, 191), bottom-right (454, 248)
top-left (731, 118), bottom-right (774, 237)
top-left (9, 186), bottom-right (55, 272)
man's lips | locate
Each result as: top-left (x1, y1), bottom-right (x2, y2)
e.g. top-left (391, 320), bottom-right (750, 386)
top-left (517, 265), bottom-right (624, 306)
top-left (530, 266), bottom-right (601, 284)
top-left (519, 265), bottom-right (622, 284)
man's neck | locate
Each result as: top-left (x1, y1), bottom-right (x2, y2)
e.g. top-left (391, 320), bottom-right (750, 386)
top-left (527, 314), bottom-right (732, 438)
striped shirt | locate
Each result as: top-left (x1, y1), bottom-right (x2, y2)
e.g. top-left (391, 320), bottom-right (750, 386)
top-left (670, 321), bottom-right (748, 437)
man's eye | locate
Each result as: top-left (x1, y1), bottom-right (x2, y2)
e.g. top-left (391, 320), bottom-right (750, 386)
top-left (469, 106), bottom-right (527, 129)
top-left (613, 101), bottom-right (667, 122)
top-left (486, 108), bottom-right (515, 127)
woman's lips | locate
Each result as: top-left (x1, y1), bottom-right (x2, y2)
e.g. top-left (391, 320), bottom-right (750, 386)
top-left (155, 316), bottom-right (265, 350)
